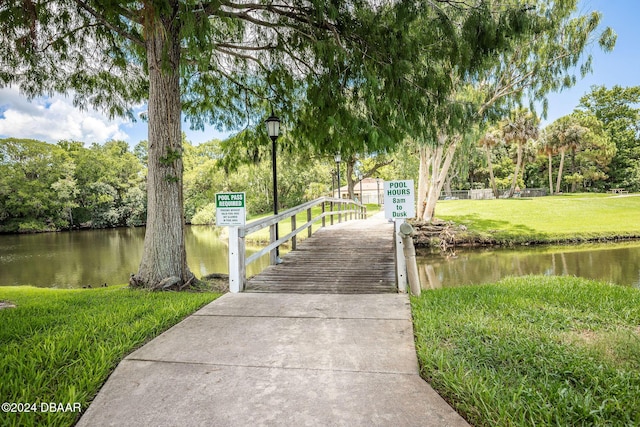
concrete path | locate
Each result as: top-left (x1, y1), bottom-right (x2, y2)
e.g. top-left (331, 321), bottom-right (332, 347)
top-left (78, 293), bottom-right (468, 426)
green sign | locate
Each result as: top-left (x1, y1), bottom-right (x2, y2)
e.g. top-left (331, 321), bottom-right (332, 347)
top-left (215, 192), bottom-right (246, 226)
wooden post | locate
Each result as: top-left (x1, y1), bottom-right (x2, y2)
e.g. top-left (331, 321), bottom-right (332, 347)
top-left (322, 202), bottom-right (326, 227)
top-left (269, 223), bottom-right (277, 265)
top-left (338, 202), bottom-right (342, 223)
top-left (395, 220), bottom-right (407, 293)
top-left (330, 201), bottom-right (334, 225)
top-left (291, 215), bottom-right (297, 250)
top-left (399, 222), bottom-right (421, 296)
top-left (228, 226), bottom-right (246, 293)
top-left (307, 208), bottom-right (312, 237)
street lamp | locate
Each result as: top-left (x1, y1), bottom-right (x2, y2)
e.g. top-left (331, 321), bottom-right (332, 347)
top-left (266, 110), bottom-right (281, 262)
top-left (334, 153), bottom-right (341, 199)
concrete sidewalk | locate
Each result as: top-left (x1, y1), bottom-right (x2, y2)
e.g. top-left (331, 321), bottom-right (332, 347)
top-left (78, 293), bottom-right (468, 426)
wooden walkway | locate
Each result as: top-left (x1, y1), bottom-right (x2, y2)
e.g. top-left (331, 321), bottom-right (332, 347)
top-left (245, 214), bottom-right (396, 293)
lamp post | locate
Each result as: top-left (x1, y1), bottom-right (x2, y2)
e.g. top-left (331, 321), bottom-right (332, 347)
top-left (377, 178), bottom-right (381, 205)
top-left (357, 173), bottom-right (363, 203)
top-left (266, 110), bottom-right (281, 262)
top-left (335, 153), bottom-right (341, 199)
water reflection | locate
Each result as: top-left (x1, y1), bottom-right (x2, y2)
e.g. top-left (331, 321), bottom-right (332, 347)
top-left (0, 226), bottom-right (269, 288)
top-left (417, 242), bottom-right (640, 289)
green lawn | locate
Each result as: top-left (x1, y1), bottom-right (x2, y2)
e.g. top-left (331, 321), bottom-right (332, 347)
top-left (435, 193), bottom-right (640, 243)
top-left (412, 276), bottom-right (640, 426)
top-left (0, 286), bottom-right (219, 427)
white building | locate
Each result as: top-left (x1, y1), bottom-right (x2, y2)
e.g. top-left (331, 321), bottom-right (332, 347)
top-left (333, 177), bottom-right (384, 204)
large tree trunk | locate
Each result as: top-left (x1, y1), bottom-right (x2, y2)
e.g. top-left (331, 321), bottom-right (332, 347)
top-left (417, 144), bottom-right (428, 219)
top-left (509, 143), bottom-right (523, 197)
top-left (346, 157), bottom-right (355, 200)
top-left (548, 152), bottom-right (554, 195)
top-left (421, 134), bottom-right (458, 222)
top-left (485, 145), bottom-right (499, 198)
top-left (556, 148), bottom-right (566, 194)
top-left (131, 5), bottom-right (194, 290)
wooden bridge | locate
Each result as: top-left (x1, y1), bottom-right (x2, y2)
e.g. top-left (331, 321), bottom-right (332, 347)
top-left (227, 197), bottom-right (403, 294)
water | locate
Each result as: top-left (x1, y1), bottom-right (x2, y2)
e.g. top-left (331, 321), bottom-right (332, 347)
top-left (2, 228), bottom-right (639, 290)
top-left (0, 226), bottom-right (269, 288)
top-left (417, 242), bottom-right (640, 289)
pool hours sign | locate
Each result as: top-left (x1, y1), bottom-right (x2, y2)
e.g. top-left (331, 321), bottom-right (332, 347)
top-left (383, 180), bottom-right (416, 220)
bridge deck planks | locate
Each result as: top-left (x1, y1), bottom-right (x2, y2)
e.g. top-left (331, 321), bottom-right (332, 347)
top-left (245, 216), bottom-right (397, 294)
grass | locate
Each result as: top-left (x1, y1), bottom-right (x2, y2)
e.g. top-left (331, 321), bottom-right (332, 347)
top-left (411, 275), bottom-right (640, 426)
top-left (435, 193), bottom-right (640, 244)
top-left (0, 285), bottom-right (220, 427)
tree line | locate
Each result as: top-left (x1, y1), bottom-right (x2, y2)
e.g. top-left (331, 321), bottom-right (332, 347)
top-left (3, 82), bottom-right (637, 234)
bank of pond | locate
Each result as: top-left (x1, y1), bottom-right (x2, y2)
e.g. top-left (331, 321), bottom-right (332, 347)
top-left (1, 225), bottom-right (639, 290)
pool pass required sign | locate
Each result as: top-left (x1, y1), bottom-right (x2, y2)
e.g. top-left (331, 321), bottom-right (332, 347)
top-left (383, 180), bottom-right (416, 220)
top-left (215, 192), bottom-right (246, 226)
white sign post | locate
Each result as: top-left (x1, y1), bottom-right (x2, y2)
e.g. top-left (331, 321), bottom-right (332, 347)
top-left (215, 192), bottom-right (246, 226)
top-left (216, 192), bottom-right (246, 293)
top-left (383, 180), bottom-right (415, 294)
top-left (383, 180), bottom-right (415, 220)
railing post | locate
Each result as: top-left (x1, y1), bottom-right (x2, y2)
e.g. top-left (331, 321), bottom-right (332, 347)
top-left (291, 215), bottom-right (297, 250)
top-left (322, 202), bottom-right (326, 227)
top-left (228, 226), bottom-right (246, 293)
top-left (269, 223), bottom-right (277, 265)
top-left (338, 201), bottom-right (342, 223)
top-left (394, 220), bottom-right (407, 293)
top-left (330, 201), bottom-right (334, 225)
top-left (307, 208), bottom-right (312, 237)
top-left (350, 203), bottom-right (353, 220)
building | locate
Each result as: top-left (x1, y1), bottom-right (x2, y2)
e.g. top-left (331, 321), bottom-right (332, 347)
top-left (333, 177), bottom-right (384, 204)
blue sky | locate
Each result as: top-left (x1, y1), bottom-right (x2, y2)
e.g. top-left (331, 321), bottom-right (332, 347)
top-left (541, 0), bottom-right (640, 125)
top-left (0, 0), bottom-right (638, 146)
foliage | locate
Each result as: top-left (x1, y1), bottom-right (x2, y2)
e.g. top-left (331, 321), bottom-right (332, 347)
top-left (412, 276), bottom-right (640, 427)
top-left (0, 285), bottom-right (219, 427)
top-left (0, 138), bottom-right (145, 232)
top-left (578, 85), bottom-right (640, 191)
top-left (0, 139), bottom-right (74, 232)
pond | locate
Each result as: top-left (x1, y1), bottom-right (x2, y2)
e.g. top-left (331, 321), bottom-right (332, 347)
top-left (417, 242), bottom-right (640, 289)
top-left (2, 227), bottom-right (639, 290)
top-left (0, 226), bottom-right (270, 288)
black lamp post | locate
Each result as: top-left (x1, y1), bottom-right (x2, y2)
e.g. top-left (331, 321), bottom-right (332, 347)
top-left (266, 110), bottom-right (281, 261)
top-left (334, 153), bottom-right (341, 199)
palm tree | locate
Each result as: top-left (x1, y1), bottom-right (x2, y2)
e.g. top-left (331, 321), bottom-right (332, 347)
top-left (544, 115), bottom-right (590, 193)
top-left (501, 109), bottom-right (540, 198)
top-left (539, 129), bottom-right (558, 195)
top-left (478, 129), bottom-right (502, 198)
top-left (555, 123), bottom-right (588, 193)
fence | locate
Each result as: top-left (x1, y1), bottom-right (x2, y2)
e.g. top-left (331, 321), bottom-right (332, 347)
top-left (439, 188), bottom-right (548, 200)
top-left (227, 197), bottom-right (367, 292)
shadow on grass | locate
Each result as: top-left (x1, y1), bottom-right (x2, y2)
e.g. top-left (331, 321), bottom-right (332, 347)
top-left (446, 214), bottom-right (546, 241)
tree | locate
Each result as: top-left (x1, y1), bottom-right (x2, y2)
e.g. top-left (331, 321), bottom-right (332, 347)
top-left (501, 109), bottom-right (539, 197)
top-left (478, 128), bottom-right (502, 198)
top-left (414, 0), bottom-right (615, 220)
top-left (539, 129), bottom-right (558, 195)
top-left (2, 0), bottom-right (443, 289)
top-left (542, 111), bottom-right (614, 193)
top-left (578, 85), bottom-right (640, 191)
top-left (0, 138), bottom-right (68, 232)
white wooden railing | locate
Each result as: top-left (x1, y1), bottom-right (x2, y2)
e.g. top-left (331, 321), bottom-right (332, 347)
top-left (228, 197), bottom-right (367, 292)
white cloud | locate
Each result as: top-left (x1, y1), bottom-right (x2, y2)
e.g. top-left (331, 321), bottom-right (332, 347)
top-left (0, 87), bottom-right (132, 143)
